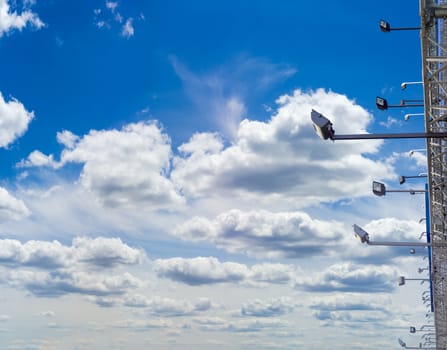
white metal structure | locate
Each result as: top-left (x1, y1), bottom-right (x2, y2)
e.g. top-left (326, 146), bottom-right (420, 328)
top-left (420, 1), bottom-right (447, 349)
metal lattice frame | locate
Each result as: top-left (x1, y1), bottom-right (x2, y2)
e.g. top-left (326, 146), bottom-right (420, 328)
top-left (421, 1), bottom-right (447, 349)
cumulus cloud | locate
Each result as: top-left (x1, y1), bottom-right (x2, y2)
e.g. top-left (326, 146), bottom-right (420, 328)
top-left (0, 92), bottom-right (34, 148)
top-left (240, 297), bottom-right (297, 317)
top-left (22, 121), bottom-right (184, 209)
top-left (154, 256), bottom-right (249, 285)
top-left (0, 236), bottom-right (146, 269)
top-left (72, 236), bottom-right (146, 267)
top-left (0, 187), bottom-right (30, 221)
top-left (0, 236), bottom-right (146, 297)
top-left (0, 0), bottom-right (44, 37)
top-left (155, 256), bottom-right (299, 287)
top-left (295, 262), bottom-right (398, 293)
top-left (16, 150), bottom-right (58, 168)
top-left (171, 89), bottom-right (394, 206)
top-left (174, 209), bottom-right (346, 258)
top-left (94, 294), bottom-right (213, 316)
top-left (7, 269), bottom-right (142, 297)
top-left (310, 294), bottom-right (393, 326)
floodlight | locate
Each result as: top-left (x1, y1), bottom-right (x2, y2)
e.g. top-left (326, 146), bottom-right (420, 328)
top-left (399, 338), bottom-right (407, 347)
top-left (401, 81), bottom-right (423, 90)
top-left (379, 19), bottom-right (420, 32)
top-left (372, 181), bottom-right (386, 196)
top-left (376, 96), bottom-right (388, 110)
top-left (379, 19), bottom-right (391, 32)
top-left (310, 110), bottom-right (447, 140)
top-left (376, 96), bottom-right (423, 110)
top-left (399, 174), bottom-right (428, 184)
top-left (353, 224), bottom-right (370, 243)
top-left (311, 109), bottom-right (335, 140)
top-left (398, 276), bottom-right (429, 286)
top-left (372, 180), bottom-right (426, 196)
top-left (352, 225), bottom-right (439, 247)
top-left (410, 327), bottom-right (416, 333)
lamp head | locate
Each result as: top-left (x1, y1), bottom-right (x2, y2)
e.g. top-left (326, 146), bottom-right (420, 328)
top-left (372, 181), bottom-right (386, 196)
top-left (399, 176), bottom-right (406, 185)
top-left (398, 338), bottom-right (407, 347)
top-left (376, 96), bottom-right (388, 110)
top-left (353, 224), bottom-right (370, 244)
top-left (311, 110), bottom-right (335, 140)
top-left (401, 82), bottom-right (407, 90)
top-left (410, 327), bottom-right (416, 333)
top-left (379, 19), bottom-right (391, 32)
top-left (398, 276), bottom-right (406, 286)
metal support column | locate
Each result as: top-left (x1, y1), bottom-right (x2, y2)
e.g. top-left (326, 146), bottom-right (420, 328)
top-left (420, 1), bottom-right (447, 349)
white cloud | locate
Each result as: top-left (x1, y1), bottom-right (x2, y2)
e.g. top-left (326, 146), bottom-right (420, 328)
top-left (154, 256), bottom-right (249, 285)
top-left (16, 150), bottom-right (58, 168)
top-left (171, 89), bottom-right (394, 206)
top-left (0, 92), bottom-right (34, 148)
top-left (174, 209), bottom-right (346, 258)
top-left (56, 130), bottom-right (79, 149)
top-left (0, 235), bottom-right (147, 297)
top-left (0, 187), bottom-right (30, 221)
top-left (308, 294), bottom-right (406, 329)
top-left (154, 256), bottom-right (300, 287)
top-left (379, 116), bottom-right (402, 128)
top-left (33, 121), bottom-right (185, 209)
top-left (240, 297), bottom-right (298, 317)
top-left (5, 269), bottom-right (142, 297)
top-left (121, 17), bottom-right (134, 38)
top-left (94, 1), bottom-right (139, 38)
top-left (72, 236), bottom-right (146, 267)
top-left (295, 262), bottom-right (398, 293)
top-left (0, 236), bottom-right (146, 269)
top-left (0, 0), bottom-right (44, 37)
top-left (105, 1), bottom-right (118, 13)
top-left (170, 56), bottom-right (296, 139)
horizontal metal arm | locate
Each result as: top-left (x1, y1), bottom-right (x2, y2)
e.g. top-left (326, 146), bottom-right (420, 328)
top-left (368, 241), bottom-right (447, 247)
top-left (333, 132), bottom-right (447, 140)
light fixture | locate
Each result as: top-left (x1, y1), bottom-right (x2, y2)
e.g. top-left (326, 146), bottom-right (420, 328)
top-left (310, 110), bottom-right (447, 141)
top-left (372, 181), bottom-right (426, 196)
top-left (410, 326), bottom-right (434, 334)
top-left (404, 113), bottom-right (424, 121)
top-left (379, 19), bottom-right (420, 32)
top-left (401, 81), bottom-right (423, 90)
top-left (376, 96), bottom-right (424, 110)
top-left (399, 174), bottom-right (427, 185)
top-left (398, 338), bottom-right (435, 350)
top-left (352, 224), bottom-right (445, 247)
top-left (398, 276), bottom-right (429, 286)
top-left (409, 149), bottom-right (427, 156)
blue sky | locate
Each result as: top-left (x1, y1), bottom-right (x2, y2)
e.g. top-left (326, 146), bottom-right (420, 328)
top-left (0, 1), bottom-right (434, 350)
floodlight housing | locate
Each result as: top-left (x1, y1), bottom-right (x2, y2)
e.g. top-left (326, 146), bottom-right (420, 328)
top-left (399, 338), bottom-right (407, 347)
top-left (311, 109), bottom-right (335, 140)
top-left (372, 181), bottom-right (386, 196)
top-left (379, 19), bottom-right (391, 32)
top-left (410, 326), bottom-right (416, 333)
top-left (376, 96), bottom-right (388, 110)
top-left (353, 224), bottom-right (370, 243)
top-left (398, 276), bottom-right (406, 286)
